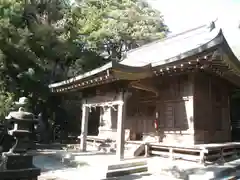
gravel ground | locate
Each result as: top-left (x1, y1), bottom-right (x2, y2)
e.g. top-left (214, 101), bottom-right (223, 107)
top-left (38, 169), bottom-right (179, 180)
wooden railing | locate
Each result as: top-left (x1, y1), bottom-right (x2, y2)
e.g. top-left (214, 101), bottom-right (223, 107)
top-left (205, 144), bottom-right (240, 163)
top-left (146, 143), bottom-right (240, 164)
top-left (148, 143), bottom-right (206, 163)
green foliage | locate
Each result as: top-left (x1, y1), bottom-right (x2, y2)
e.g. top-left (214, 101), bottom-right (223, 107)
top-left (0, 0), bottom-right (102, 102)
top-left (0, 91), bottom-right (14, 122)
top-left (0, 0), bottom-right (169, 115)
top-left (71, 0), bottom-right (169, 61)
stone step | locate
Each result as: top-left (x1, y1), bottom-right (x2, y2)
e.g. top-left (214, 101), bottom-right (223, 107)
top-left (106, 165), bottom-right (148, 178)
top-left (100, 159), bottom-right (148, 179)
top-left (108, 160), bottom-right (147, 170)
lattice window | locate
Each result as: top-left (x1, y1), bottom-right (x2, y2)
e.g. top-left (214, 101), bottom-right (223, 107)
top-left (157, 101), bottom-right (189, 129)
top-left (164, 102), bottom-right (175, 128)
top-left (156, 103), bottom-right (165, 128)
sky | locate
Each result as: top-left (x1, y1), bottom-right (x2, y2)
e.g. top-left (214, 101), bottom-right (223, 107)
top-left (148, 0), bottom-right (240, 58)
top-left (148, 0), bottom-right (240, 34)
top-left (70, 0), bottom-right (240, 57)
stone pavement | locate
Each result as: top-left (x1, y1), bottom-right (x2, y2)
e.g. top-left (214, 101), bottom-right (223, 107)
top-left (38, 170), bottom-right (179, 180)
top-left (37, 159), bottom-right (240, 180)
top-left (34, 149), bottom-right (240, 180)
top-left (148, 157), bottom-right (240, 180)
top-left (35, 150), bottom-right (178, 180)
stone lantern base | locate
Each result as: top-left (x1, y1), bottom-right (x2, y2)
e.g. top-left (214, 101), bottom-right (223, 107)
top-left (0, 168), bottom-right (40, 180)
top-left (0, 153), bottom-right (40, 180)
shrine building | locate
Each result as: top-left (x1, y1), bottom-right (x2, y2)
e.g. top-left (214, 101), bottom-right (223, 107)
top-left (49, 23), bottom-right (240, 162)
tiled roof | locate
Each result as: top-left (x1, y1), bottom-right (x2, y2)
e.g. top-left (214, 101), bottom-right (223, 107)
top-left (121, 25), bottom-right (220, 67)
top-left (48, 24), bottom-right (225, 89)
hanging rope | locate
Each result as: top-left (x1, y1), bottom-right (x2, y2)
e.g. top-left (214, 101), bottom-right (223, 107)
top-left (84, 100), bottom-right (123, 109)
top-left (109, 105), bottom-right (117, 111)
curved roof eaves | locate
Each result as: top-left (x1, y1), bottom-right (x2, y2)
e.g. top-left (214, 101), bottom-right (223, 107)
top-left (49, 62), bottom-right (112, 88)
top-left (48, 25), bottom-right (228, 89)
top-left (151, 29), bottom-right (224, 67)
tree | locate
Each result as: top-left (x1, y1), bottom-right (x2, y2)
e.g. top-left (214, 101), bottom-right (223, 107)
top-left (0, 0), bottom-right (169, 139)
top-left (70, 0), bottom-right (169, 64)
top-left (0, 0), bottom-right (169, 98)
top-left (0, 0), bottom-right (108, 140)
top-left (0, 0), bottom-right (105, 101)
top-left (0, 0), bottom-right (64, 97)
top-left (0, 91), bottom-right (14, 122)
top-left (0, 0), bottom-right (71, 124)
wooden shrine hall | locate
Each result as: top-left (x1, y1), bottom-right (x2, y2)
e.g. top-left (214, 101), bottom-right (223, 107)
top-left (49, 23), bottom-right (240, 163)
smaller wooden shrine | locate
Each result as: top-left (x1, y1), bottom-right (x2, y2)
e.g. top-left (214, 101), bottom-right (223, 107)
top-left (49, 23), bottom-right (240, 161)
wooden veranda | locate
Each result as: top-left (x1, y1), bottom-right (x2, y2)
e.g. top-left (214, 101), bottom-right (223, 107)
top-left (127, 141), bottom-right (240, 164)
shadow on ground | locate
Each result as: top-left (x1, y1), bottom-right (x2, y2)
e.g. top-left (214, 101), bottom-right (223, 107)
top-left (33, 155), bottom-right (89, 172)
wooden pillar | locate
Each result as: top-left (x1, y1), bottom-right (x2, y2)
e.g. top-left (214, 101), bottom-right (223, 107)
top-left (144, 143), bottom-right (149, 157)
top-left (116, 92), bottom-right (126, 160)
top-left (80, 105), bottom-right (89, 152)
top-left (169, 148), bottom-right (174, 161)
top-left (199, 150), bottom-right (205, 164)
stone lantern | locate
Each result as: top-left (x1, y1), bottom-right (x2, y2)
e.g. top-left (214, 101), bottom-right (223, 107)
top-left (0, 97), bottom-right (41, 180)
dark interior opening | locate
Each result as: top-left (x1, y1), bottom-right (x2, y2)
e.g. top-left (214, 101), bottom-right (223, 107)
top-left (88, 107), bottom-right (100, 136)
top-left (230, 90), bottom-right (240, 142)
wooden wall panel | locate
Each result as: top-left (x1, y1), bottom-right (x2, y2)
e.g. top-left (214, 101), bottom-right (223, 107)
top-left (125, 74), bottom-right (194, 144)
top-left (194, 72), bottom-right (231, 144)
top-left (194, 73), bottom-right (211, 131)
top-left (82, 73), bottom-right (195, 144)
